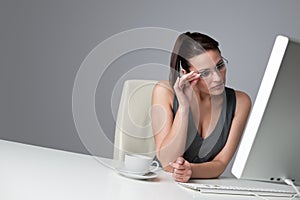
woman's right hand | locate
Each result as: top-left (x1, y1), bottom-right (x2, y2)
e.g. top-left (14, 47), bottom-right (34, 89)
top-left (173, 71), bottom-right (200, 108)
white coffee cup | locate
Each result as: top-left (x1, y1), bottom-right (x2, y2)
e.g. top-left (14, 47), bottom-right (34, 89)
top-left (124, 154), bottom-right (159, 175)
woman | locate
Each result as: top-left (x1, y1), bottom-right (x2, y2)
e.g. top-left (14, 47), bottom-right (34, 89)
top-left (151, 32), bottom-right (251, 182)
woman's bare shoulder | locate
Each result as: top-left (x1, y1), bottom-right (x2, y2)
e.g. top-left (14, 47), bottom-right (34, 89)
top-left (152, 80), bottom-right (174, 105)
top-left (154, 80), bottom-right (172, 89)
top-left (235, 90), bottom-right (251, 103)
top-left (234, 90), bottom-right (252, 113)
top-left (153, 80), bottom-right (173, 93)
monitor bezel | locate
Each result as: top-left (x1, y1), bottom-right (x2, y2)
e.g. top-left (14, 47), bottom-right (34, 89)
top-left (231, 35), bottom-right (289, 179)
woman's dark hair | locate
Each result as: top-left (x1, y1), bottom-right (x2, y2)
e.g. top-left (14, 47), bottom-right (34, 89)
top-left (169, 32), bottom-right (220, 86)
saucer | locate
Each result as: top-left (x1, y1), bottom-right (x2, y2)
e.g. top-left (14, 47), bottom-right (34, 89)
top-left (117, 170), bottom-right (158, 180)
top-left (115, 166), bottom-right (158, 179)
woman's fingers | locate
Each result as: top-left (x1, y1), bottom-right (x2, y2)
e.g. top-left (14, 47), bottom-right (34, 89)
top-left (174, 71), bottom-right (200, 90)
top-left (169, 157), bottom-right (192, 183)
top-left (172, 169), bottom-right (191, 183)
top-left (173, 168), bottom-right (185, 175)
top-left (176, 157), bottom-right (185, 164)
top-left (181, 71), bottom-right (198, 80)
top-left (179, 72), bottom-right (200, 86)
top-left (173, 71), bottom-right (200, 107)
top-left (169, 162), bottom-right (185, 170)
top-left (187, 72), bottom-right (201, 82)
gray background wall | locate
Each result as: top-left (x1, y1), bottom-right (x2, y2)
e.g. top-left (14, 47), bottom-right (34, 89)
top-left (1, 0), bottom-right (300, 176)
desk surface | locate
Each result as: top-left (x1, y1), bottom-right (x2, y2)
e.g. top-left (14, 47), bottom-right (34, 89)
top-left (0, 139), bottom-right (298, 200)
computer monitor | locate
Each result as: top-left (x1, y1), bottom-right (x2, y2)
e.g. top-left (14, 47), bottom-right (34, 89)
top-left (232, 35), bottom-right (300, 184)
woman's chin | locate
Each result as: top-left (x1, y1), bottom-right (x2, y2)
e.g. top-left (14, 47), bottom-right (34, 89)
top-left (209, 84), bottom-right (225, 95)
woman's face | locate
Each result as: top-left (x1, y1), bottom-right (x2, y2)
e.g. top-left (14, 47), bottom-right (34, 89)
top-left (187, 50), bottom-right (227, 96)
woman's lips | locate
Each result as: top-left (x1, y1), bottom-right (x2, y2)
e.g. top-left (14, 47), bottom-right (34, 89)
top-left (210, 83), bottom-right (224, 90)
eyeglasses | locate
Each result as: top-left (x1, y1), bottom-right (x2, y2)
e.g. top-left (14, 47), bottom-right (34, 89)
top-left (197, 57), bottom-right (228, 79)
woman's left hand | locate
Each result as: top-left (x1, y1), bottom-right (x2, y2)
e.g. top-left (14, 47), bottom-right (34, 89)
top-left (169, 157), bottom-right (192, 182)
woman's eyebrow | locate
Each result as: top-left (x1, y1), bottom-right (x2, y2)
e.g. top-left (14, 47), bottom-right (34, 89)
top-left (197, 58), bottom-right (223, 72)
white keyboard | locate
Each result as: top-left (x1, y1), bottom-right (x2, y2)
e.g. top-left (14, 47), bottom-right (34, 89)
top-left (178, 182), bottom-right (297, 197)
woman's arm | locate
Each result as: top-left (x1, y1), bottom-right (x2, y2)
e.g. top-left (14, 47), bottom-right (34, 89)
top-left (151, 81), bottom-right (189, 168)
top-left (151, 73), bottom-right (200, 169)
top-left (170, 90), bottom-right (252, 181)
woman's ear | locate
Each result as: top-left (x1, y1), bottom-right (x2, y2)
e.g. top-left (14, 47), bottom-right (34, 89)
top-left (181, 68), bottom-right (187, 75)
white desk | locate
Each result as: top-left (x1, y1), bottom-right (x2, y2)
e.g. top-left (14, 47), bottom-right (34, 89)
top-left (0, 139), bottom-right (298, 200)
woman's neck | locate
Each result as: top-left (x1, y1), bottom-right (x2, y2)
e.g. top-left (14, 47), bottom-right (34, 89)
top-left (193, 87), bottom-right (224, 108)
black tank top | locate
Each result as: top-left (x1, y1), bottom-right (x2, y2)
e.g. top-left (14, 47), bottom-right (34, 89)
top-left (172, 87), bottom-right (236, 163)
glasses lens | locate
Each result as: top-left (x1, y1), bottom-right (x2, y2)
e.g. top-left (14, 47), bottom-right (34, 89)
top-left (199, 70), bottom-right (210, 78)
top-left (198, 57), bottom-right (228, 79)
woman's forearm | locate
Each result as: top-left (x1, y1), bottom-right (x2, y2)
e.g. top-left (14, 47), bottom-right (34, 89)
top-left (157, 105), bottom-right (190, 167)
top-left (190, 160), bottom-right (226, 179)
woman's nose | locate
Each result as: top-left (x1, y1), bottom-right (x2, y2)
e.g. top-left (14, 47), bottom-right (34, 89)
top-left (211, 70), bottom-right (222, 82)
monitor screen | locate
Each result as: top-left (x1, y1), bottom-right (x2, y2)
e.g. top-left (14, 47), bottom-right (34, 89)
top-left (232, 35), bottom-right (300, 184)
